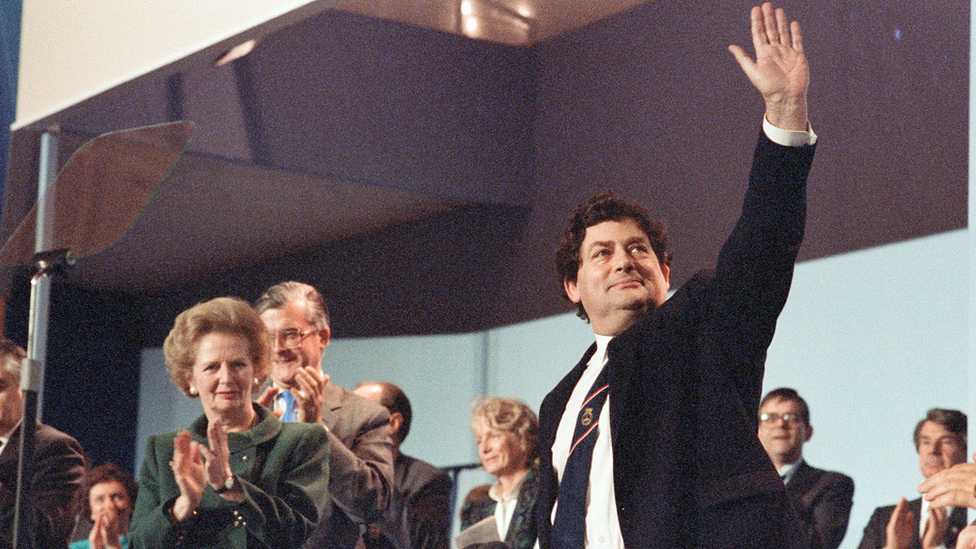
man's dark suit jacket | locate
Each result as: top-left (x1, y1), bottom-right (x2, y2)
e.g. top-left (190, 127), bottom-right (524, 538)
top-left (857, 497), bottom-right (968, 549)
top-left (0, 422), bottom-right (86, 549)
top-left (537, 133), bottom-right (816, 549)
top-left (786, 461), bottom-right (854, 549)
top-left (364, 452), bottom-right (452, 549)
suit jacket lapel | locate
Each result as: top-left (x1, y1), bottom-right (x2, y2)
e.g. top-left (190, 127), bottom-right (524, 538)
top-left (541, 345), bottom-right (594, 443)
top-left (0, 423), bottom-right (21, 480)
top-left (505, 469), bottom-right (539, 549)
top-left (947, 504), bottom-right (968, 548)
top-left (910, 497), bottom-right (968, 549)
top-left (785, 461), bottom-right (815, 505)
top-left (909, 498), bottom-right (923, 549)
top-left (320, 383), bottom-right (343, 431)
top-left (0, 423), bottom-right (20, 461)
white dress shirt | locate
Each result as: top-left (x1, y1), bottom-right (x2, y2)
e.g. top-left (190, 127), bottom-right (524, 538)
top-left (548, 117), bottom-right (816, 549)
top-left (551, 335), bottom-right (621, 549)
top-left (777, 459), bottom-right (801, 485)
top-left (920, 496), bottom-right (953, 549)
top-left (490, 473), bottom-right (528, 541)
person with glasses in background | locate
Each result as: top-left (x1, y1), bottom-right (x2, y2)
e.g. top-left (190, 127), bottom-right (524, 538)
top-left (254, 281), bottom-right (394, 549)
top-left (757, 388), bottom-right (854, 549)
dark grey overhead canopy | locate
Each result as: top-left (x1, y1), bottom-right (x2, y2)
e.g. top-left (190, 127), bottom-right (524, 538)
top-left (1, 0), bottom-right (967, 339)
top-left (3, 6), bottom-right (528, 293)
top-left (2, 0), bottom-right (648, 296)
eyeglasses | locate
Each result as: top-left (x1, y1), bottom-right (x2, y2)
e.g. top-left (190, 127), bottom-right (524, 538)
top-left (272, 328), bottom-right (315, 349)
top-left (759, 413), bottom-right (803, 425)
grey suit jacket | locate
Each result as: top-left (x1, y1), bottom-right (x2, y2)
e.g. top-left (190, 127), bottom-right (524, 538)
top-left (786, 461), bottom-right (854, 549)
top-left (303, 382), bottom-right (394, 549)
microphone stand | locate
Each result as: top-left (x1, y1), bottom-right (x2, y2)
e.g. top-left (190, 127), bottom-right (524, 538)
top-left (12, 249), bottom-right (73, 549)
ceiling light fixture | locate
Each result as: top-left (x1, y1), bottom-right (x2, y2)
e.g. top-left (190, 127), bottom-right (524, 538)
top-left (214, 39), bottom-right (258, 67)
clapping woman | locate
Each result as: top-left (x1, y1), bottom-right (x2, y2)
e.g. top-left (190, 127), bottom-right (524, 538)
top-left (129, 297), bottom-right (331, 548)
top-left (70, 463), bottom-right (138, 549)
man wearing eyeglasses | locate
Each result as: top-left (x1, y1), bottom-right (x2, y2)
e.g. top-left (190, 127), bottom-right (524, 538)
top-left (757, 388), bottom-right (854, 549)
top-left (255, 281), bottom-right (394, 549)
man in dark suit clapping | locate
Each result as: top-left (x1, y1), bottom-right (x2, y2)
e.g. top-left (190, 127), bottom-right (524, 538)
top-left (858, 409), bottom-right (969, 549)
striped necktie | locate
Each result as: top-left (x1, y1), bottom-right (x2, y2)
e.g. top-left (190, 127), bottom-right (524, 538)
top-left (552, 365), bottom-right (610, 549)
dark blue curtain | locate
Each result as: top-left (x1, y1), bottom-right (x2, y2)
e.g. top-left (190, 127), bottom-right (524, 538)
top-left (0, 0), bottom-right (22, 198)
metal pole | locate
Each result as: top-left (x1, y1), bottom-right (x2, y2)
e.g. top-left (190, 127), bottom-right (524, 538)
top-left (12, 268), bottom-right (51, 549)
top-left (35, 131), bottom-right (58, 257)
top-left (12, 129), bottom-right (60, 549)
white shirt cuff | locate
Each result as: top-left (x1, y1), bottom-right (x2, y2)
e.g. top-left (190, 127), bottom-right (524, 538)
top-left (763, 116), bottom-right (817, 146)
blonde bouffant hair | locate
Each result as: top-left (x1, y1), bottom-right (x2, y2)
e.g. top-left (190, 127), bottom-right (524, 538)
top-left (472, 397), bottom-right (540, 468)
top-left (163, 296), bottom-right (271, 398)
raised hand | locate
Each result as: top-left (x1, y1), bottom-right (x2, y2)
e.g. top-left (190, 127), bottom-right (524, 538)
top-left (293, 367), bottom-right (329, 424)
top-left (203, 419), bottom-right (234, 491)
top-left (918, 457), bottom-right (976, 510)
top-left (729, 2), bottom-right (809, 130)
top-left (88, 506), bottom-right (125, 549)
top-left (957, 524), bottom-right (976, 549)
top-left (170, 430), bottom-right (206, 520)
top-left (922, 506), bottom-right (947, 549)
top-left (884, 498), bottom-right (915, 549)
top-left (255, 384), bottom-right (282, 417)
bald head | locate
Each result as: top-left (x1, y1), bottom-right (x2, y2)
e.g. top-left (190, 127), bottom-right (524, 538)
top-left (355, 381), bottom-right (412, 447)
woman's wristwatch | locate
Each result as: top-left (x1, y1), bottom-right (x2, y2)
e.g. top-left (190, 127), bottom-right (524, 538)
top-left (215, 475), bottom-right (235, 494)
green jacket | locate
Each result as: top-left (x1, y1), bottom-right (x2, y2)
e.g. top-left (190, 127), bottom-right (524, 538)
top-left (130, 403), bottom-right (330, 548)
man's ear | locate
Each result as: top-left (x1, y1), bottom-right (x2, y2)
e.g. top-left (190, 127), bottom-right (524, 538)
top-left (804, 424), bottom-right (814, 442)
top-left (564, 278), bottom-right (581, 304)
top-left (389, 412), bottom-right (404, 438)
top-left (318, 325), bottom-right (331, 350)
top-left (661, 263), bottom-right (671, 288)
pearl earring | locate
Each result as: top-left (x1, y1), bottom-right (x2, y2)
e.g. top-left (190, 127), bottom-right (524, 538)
top-left (189, 386), bottom-right (198, 396)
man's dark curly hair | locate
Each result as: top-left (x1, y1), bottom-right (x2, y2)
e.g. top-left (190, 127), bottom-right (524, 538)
top-left (555, 192), bottom-right (672, 321)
